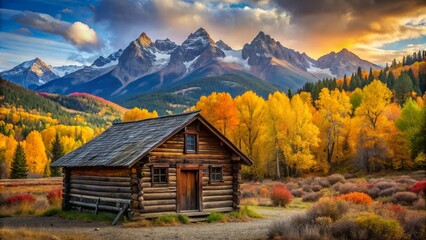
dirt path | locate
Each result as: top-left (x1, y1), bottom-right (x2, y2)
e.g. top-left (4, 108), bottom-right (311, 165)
top-left (0, 208), bottom-right (305, 240)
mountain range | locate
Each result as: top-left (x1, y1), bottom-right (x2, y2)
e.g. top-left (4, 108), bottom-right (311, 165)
top-left (0, 28), bottom-right (381, 113)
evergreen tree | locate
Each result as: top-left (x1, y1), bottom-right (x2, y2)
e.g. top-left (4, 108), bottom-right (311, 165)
top-left (50, 133), bottom-right (64, 177)
top-left (342, 75), bottom-right (348, 91)
top-left (368, 67), bottom-right (374, 84)
top-left (387, 71), bottom-right (395, 89)
top-left (10, 143), bottom-right (28, 179)
top-left (394, 72), bottom-right (414, 105)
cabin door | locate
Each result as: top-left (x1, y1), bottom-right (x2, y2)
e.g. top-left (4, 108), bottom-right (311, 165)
top-left (178, 170), bottom-right (199, 211)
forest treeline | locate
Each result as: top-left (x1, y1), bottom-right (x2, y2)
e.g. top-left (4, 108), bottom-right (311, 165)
top-left (1, 52), bottom-right (425, 179)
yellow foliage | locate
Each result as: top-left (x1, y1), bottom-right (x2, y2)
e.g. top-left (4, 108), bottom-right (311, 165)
top-left (122, 108), bottom-right (158, 122)
top-left (234, 91), bottom-right (268, 178)
top-left (24, 131), bottom-right (48, 175)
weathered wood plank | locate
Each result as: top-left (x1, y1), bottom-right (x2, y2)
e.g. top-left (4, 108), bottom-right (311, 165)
top-left (143, 187), bottom-right (176, 193)
top-left (203, 195), bottom-right (233, 202)
top-left (70, 189), bottom-right (130, 199)
top-left (203, 189), bottom-right (233, 196)
top-left (70, 179), bottom-right (130, 187)
top-left (70, 175), bottom-right (129, 182)
top-left (141, 204), bottom-right (176, 213)
top-left (70, 184), bottom-right (131, 193)
top-left (143, 192), bottom-right (176, 200)
top-left (143, 199), bottom-right (176, 206)
top-left (203, 201), bottom-right (233, 209)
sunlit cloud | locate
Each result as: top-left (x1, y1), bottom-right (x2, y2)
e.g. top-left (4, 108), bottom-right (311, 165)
top-left (12, 11), bottom-right (102, 52)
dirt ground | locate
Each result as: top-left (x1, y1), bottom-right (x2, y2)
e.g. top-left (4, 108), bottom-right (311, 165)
top-left (0, 208), bottom-right (305, 240)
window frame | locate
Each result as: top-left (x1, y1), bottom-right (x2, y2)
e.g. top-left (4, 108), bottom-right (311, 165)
top-left (184, 133), bottom-right (198, 154)
top-left (151, 166), bottom-right (169, 186)
top-left (209, 165), bottom-right (224, 184)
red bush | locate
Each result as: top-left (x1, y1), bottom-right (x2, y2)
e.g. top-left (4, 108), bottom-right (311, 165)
top-left (270, 184), bottom-right (292, 207)
top-left (335, 192), bottom-right (373, 205)
top-left (46, 188), bottom-right (62, 206)
top-left (409, 181), bottom-right (426, 194)
top-left (7, 194), bottom-right (36, 205)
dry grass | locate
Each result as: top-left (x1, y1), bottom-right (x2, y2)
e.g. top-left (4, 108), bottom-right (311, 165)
top-left (0, 227), bottom-right (93, 240)
top-left (0, 185), bottom-right (60, 195)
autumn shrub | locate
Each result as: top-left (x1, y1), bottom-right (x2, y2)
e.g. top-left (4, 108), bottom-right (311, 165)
top-left (375, 181), bottom-right (396, 190)
top-left (302, 192), bottom-right (322, 202)
top-left (46, 188), bottom-right (62, 206)
top-left (270, 184), bottom-right (292, 207)
top-left (302, 184), bottom-right (311, 192)
top-left (378, 187), bottom-right (398, 197)
top-left (268, 216), bottom-right (326, 240)
top-left (366, 187), bottom-right (380, 199)
top-left (335, 192), bottom-right (373, 205)
top-left (331, 182), bottom-right (342, 191)
top-left (313, 177), bottom-right (330, 187)
top-left (409, 180), bottom-right (426, 194)
top-left (413, 196), bottom-right (426, 210)
top-left (7, 194), bottom-right (36, 205)
top-left (327, 174), bottom-right (345, 185)
top-left (354, 213), bottom-right (404, 240)
top-left (6, 194), bottom-right (36, 215)
top-left (286, 182), bottom-right (299, 190)
top-left (403, 213), bottom-right (426, 240)
top-left (337, 182), bottom-right (366, 194)
top-left (311, 184), bottom-right (323, 192)
top-left (395, 177), bottom-right (416, 186)
top-left (291, 188), bottom-right (304, 197)
top-left (331, 218), bottom-right (368, 240)
top-left (258, 186), bottom-right (270, 198)
top-left (307, 198), bottom-right (349, 221)
top-left (319, 188), bottom-right (332, 197)
top-left (391, 191), bottom-right (418, 206)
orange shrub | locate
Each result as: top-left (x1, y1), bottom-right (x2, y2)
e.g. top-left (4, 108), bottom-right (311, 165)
top-left (270, 184), bottom-right (292, 207)
top-left (46, 188), bottom-right (62, 206)
top-left (335, 192), bottom-right (373, 205)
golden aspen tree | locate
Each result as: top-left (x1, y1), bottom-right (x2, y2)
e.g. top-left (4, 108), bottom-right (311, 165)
top-left (281, 94), bottom-right (320, 176)
top-left (355, 80), bottom-right (392, 172)
top-left (234, 91), bottom-right (267, 179)
top-left (5, 135), bottom-right (18, 178)
top-left (315, 88), bottom-right (352, 168)
top-left (122, 108), bottom-right (158, 122)
top-left (266, 91), bottom-right (291, 178)
top-left (195, 92), bottom-right (239, 138)
top-left (24, 131), bottom-right (48, 175)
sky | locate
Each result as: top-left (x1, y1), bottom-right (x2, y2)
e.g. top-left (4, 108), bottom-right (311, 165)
top-left (0, 0), bottom-right (425, 71)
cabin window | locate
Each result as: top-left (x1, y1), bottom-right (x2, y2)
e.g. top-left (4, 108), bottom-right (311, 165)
top-left (185, 134), bottom-right (197, 153)
top-left (152, 167), bottom-right (168, 184)
top-left (209, 166), bottom-right (223, 183)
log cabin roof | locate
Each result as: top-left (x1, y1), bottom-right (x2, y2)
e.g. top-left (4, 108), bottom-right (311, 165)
top-left (51, 111), bottom-right (253, 168)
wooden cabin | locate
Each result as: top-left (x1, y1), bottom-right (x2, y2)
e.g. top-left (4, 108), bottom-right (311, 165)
top-left (51, 111), bottom-right (253, 220)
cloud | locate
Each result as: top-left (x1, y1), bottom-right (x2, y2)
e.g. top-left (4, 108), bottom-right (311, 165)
top-left (12, 11), bottom-right (102, 52)
top-left (92, 0), bottom-right (426, 63)
top-left (62, 8), bottom-right (73, 14)
top-left (13, 27), bottom-right (32, 35)
top-left (93, 0), bottom-right (289, 49)
top-left (270, 0), bottom-right (426, 56)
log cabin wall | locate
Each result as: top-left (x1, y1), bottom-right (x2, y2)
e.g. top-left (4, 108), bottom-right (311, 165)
top-left (138, 120), bottom-right (238, 215)
top-left (67, 167), bottom-right (132, 207)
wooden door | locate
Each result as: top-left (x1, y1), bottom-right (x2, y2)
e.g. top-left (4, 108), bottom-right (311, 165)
top-left (178, 170), bottom-right (198, 211)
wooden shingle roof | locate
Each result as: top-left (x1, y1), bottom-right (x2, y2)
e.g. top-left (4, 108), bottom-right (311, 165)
top-left (51, 111), bottom-right (252, 167)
